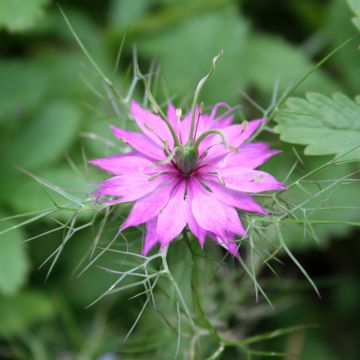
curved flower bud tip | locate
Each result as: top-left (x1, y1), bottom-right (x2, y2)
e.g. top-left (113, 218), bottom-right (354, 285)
top-left (90, 100), bottom-right (285, 258)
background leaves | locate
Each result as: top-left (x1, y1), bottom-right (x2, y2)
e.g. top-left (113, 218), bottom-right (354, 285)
top-left (274, 93), bottom-right (360, 161)
top-left (0, 0), bottom-right (48, 32)
top-left (0, 0), bottom-right (359, 359)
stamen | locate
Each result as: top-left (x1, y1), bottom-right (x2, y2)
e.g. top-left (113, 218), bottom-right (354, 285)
top-left (253, 175), bottom-right (264, 182)
top-left (176, 108), bottom-right (182, 119)
top-left (163, 140), bottom-right (170, 154)
top-left (144, 121), bottom-right (167, 145)
top-left (242, 120), bottom-right (248, 130)
top-left (151, 103), bottom-right (159, 114)
top-left (155, 146), bottom-right (180, 166)
top-left (148, 171), bottom-right (171, 181)
top-left (217, 174), bottom-right (226, 186)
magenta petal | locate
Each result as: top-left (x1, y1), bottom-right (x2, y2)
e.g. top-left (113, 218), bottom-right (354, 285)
top-left (130, 100), bottom-right (174, 147)
top-left (218, 168), bottom-right (286, 193)
top-left (203, 118), bottom-right (265, 160)
top-left (210, 143), bottom-right (280, 170)
top-left (202, 180), bottom-right (267, 214)
top-left (167, 102), bottom-right (181, 138)
top-left (94, 173), bottom-right (173, 202)
top-left (233, 118), bottom-right (265, 145)
top-left (121, 180), bottom-right (177, 230)
top-left (157, 181), bottom-right (187, 247)
top-left (190, 180), bottom-right (246, 238)
top-left (142, 218), bottom-right (158, 255)
top-left (89, 153), bottom-right (154, 174)
top-left (183, 181), bottom-right (207, 246)
top-left (111, 125), bottom-right (165, 160)
top-left (209, 232), bottom-right (240, 258)
top-left (179, 106), bottom-right (200, 144)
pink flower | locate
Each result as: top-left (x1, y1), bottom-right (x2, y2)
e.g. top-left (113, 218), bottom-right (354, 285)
top-left (90, 100), bottom-right (285, 257)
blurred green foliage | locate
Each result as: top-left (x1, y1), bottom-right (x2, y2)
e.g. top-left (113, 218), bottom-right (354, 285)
top-left (0, 0), bottom-right (359, 359)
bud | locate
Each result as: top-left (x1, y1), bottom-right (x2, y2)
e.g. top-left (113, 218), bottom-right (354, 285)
top-left (175, 146), bottom-right (198, 175)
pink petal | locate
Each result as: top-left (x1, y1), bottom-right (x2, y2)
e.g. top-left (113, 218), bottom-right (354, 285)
top-left (201, 179), bottom-right (267, 214)
top-left (121, 180), bottom-right (177, 231)
top-left (213, 143), bottom-right (280, 170)
top-left (156, 181), bottom-right (187, 248)
top-left (111, 125), bottom-right (165, 160)
top-left (190, 179), bottom-right (245, 238)
top-left (202, 167), bottom-right (286, 193)
top-left (89, 153), bottom-right (154, 174)
top-left (209, 102), bottom-right (235, 129)
top-left (179, 106), bottom-right (199, 144)
top-left (183, 180), bottom-right (207, 246)
top-left (167, 102), bottom-right (181, 138)
top-left (94, 173), bottom-right (173, 202)
top-left (209, 232), bottom-right (240, 258)
top-left (142, 218), bottom-right (158, 255)
top-left (130, 100), bottom-right (174, 147)
top-left (202, 118), bottom-right (265, 161)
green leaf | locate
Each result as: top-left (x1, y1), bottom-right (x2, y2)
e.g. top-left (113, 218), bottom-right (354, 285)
top-left (109, 0), bottom-right (149, 28)
top-left (241, 34), bottom-right (339, 97)
top-left (347, 0), bottom-right (360, 30)
top-left (4, 101), bottom-right (81, 169)
top-left (325, 1), bottom-right (360, 93)
top-left (0, 213), bottom-right (30, 296)
top-left (274, 93), bottom-right (360, 161)
top-left (0, 61), bottom-right (49, 124)
top-left (0, 0), bottom-right (48, 32)
top-left (0, 291), bottom-right (54, 337)
top-left (138, 7), bottom-right (249, 103)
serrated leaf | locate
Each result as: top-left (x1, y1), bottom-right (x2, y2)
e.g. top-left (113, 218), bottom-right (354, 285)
top-left (274, 93), bottom-right (360, 161)
top-left (0, 291), bottom-right (54, 337)
top-left (0, 0), bottom-right (48, 32)
top-left (347, 0), bottom-right (360, 30)
top-left (4, 101), bottom-right (81, 169)
top-left (0, 61), bottom-right (49, 124)
top-left (0, 213), bottom-right (30, 296)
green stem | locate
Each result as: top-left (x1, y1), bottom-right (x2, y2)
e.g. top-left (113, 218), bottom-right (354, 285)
top-left (185, 233), bottom-right (220, 341)
top-left (188, 51), bottom-right (223, 145)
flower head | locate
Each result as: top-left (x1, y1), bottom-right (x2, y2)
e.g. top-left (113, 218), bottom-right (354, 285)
top-left (90, 100), bottom-right (285, 257)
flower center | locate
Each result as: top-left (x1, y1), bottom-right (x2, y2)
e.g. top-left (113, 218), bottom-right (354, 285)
top-left (175, 146), bottom-right (198, 175)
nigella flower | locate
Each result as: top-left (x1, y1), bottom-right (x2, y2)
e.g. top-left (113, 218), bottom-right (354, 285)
top-left (90, 100), bottom-right (285, 257)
